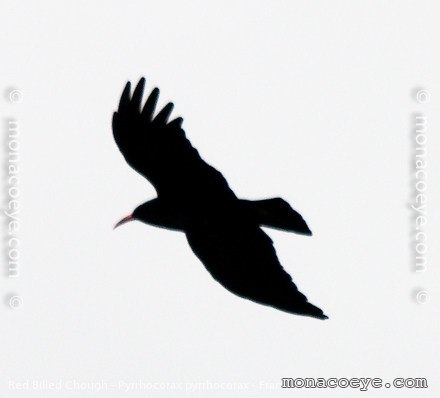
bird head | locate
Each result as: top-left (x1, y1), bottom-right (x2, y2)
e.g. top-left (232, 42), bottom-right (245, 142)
top-left (114, 199), bottom-right (184, 231)
top-left (113, 200), bottom-right (159, 230)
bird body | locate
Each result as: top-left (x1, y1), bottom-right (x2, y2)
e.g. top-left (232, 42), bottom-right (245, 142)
top-left (134, 197), bottom-right (312, 234)
top-left (112, 77), bottom-right (327, 320)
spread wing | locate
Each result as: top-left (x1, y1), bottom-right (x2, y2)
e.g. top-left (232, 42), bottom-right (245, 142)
top-left (112, 78), bottom-right (236, 201)
top-left (186, 224), bottom-right (328, 319)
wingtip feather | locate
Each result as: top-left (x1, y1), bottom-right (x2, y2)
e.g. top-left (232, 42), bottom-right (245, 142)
top-left (131, 78), bottom-right (146, 111)
top-left (118, 81), bottom-right (131, 112)
top-left (154, 102), bottom-right (174, 124)
top-left (142, 87), bottom-right (160, 120)
top-left (168, 117), bottom-right (184, 128)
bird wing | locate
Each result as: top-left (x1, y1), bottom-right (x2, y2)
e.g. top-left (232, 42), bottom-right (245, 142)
top-left (186, 224), bottom-right (327, 319)
top-left (112, 78), bottom-right (236, 201)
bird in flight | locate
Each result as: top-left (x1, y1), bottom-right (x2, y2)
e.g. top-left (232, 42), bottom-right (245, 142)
top-left (112, 77), bottom-right (327, 320)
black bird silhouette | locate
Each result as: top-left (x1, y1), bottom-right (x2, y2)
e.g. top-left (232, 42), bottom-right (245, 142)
top-left (112, 78), bottom-right (327, 320)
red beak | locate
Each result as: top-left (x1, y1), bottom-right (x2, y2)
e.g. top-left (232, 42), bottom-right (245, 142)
top-left (114, 214), bottom-right (134, 229)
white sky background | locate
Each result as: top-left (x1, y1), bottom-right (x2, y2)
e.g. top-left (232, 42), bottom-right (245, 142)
top-left (1, 1), bottom-right (439, 397)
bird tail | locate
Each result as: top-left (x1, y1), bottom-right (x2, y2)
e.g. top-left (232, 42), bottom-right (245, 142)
top-left (243, 198), bottom-right (312, 235)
